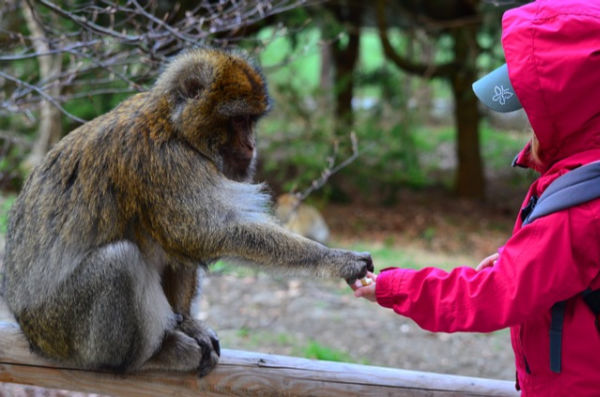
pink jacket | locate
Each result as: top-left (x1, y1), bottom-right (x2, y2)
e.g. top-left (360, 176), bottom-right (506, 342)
top-left (375, 1), bottom-right (600, 395)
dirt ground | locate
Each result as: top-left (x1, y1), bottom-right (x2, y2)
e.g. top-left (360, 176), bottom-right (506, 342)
top-left (196, 192), bottom-right (518, 382)
top-left (0, 190), bottom-right (522, 395)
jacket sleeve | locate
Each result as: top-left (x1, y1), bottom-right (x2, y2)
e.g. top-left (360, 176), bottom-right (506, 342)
top-left (375, 205), bottom-right (600, 333)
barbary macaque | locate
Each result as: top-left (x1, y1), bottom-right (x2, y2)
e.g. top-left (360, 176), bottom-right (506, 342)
top-left (1, 48), bottom-right (372, 377)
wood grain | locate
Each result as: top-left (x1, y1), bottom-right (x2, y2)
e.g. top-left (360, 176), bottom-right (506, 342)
top-left (0, 322), bottom-right (519, 396)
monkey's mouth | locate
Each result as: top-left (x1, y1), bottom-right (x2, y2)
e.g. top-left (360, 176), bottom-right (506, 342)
top-left (222, 150), bottom-right (256, 181)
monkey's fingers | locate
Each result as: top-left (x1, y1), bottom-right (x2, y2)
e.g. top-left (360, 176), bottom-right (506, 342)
top-left (210, 331), bottom-right (221, 357)
top-left (364, 255), bottom-right (374, 273)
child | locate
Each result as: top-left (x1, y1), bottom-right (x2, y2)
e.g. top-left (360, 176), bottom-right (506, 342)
top-left (353, 1), bottom-right (600, 395)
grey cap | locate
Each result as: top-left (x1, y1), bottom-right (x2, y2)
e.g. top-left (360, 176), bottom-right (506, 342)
top-left (472, 63), bottom-right (522, 113)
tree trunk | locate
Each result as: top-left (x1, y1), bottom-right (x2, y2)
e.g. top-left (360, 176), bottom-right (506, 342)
top-left (319, 41), bottom-right (333, 94)
top-left (329, 3), bottom-right (362, 137)
top-left (450, 25), bottom-right (484, 199)
top-left (22, 5), bottom-right (63, 171)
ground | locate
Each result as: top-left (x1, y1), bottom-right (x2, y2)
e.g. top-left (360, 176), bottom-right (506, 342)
top-left (0, 190), bottom-right (521, 395)
top-left (197, 191), bottom-right (519, 382)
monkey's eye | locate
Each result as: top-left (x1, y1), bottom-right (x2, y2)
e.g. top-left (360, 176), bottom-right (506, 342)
top-left (232, 116), bottom-right (249, 129)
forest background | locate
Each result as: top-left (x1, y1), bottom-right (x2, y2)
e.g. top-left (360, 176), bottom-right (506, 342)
top-left (0, 0), bottom-right (535, 391)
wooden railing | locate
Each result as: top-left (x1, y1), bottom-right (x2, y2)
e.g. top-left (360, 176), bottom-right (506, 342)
top-left (0, 322), bottom-right (519, 396)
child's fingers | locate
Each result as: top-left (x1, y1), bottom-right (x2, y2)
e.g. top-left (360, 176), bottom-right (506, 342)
top-left (354, 284), bottom-right (376, 301)
top-left (476, 253), bottom-right (499, 271)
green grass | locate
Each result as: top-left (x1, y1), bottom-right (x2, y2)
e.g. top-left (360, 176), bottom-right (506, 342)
top-left (302, 340), bottom-right (367, 363)
top-left (343, 242), bottom-right (421, 271)
top-left (222, 327), bottom-right (369, 364)
top-left (209, 260), bottom-right (259, 277)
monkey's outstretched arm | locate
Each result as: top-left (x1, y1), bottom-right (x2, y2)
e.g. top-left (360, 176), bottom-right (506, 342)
top-left (216, 221), bottom-right (372, 279)
top-left (155, 206), bottom-right (371, 280)
top-left (217, 223), bottom-right (337, 270)
top-left (143, 151), bottom-right (372, 280)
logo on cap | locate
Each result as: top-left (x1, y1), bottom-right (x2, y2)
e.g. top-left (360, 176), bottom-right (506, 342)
top-left (492, 85), bottom-right (514, 106)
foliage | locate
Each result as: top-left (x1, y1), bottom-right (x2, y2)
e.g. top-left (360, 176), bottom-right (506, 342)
top-left (0, 0), bottom-right (307, 121)
top-left (0, 143), bottom-right (27, 192)
top-left (0, 0), bottom-right (311, 182)
top-left (0, 2), bottom-right (522, 203)
top-left (0, 195), bottom-right (16, 234)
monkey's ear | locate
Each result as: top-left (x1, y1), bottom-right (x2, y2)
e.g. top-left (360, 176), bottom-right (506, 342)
top-left (177, 78), bottom-right (205, 101)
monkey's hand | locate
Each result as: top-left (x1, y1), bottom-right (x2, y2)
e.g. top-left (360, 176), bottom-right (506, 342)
top-left (330, 250), bottom-right (373, 284)
top-left (179, 318), bottom-right (221, 377)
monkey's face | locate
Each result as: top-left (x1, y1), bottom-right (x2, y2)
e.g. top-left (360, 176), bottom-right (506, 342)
top-left (219, 114), bottom-right (259, 181)
top-left (158, 49), bottom-right (270, 182)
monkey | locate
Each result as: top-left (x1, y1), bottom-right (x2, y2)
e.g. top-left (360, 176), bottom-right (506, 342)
top-left (274, 193), bottom-right (330, 244)
top-left (0, 48), bottom-right (373, 377)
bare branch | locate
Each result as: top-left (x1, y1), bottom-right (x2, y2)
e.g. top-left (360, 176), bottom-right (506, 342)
top-left (0, 130), bottom-right (33, 148)
top-left (1, 0), bottom-right (310, 122)
top-left (295, 132), bottom-right (361, 203)
top-left (0, 41), bottom-right (101, 61)
top-left (0, 71), bottom-right (86, 124)
top-left (36, 0), bottom-right (144, 42)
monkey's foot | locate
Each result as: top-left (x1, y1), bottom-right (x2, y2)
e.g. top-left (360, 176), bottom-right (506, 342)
top-left (179, 318), bottom-right (221, 377)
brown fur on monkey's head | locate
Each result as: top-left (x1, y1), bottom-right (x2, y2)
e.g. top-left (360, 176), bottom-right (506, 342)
top-left (150, 48), bottom-right (271, 181)
top-left (153, 48), bottom-right (270, 139)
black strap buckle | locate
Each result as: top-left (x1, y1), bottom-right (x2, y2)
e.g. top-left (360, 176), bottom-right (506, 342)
top-left (520, 195), bottom-right (538, 223)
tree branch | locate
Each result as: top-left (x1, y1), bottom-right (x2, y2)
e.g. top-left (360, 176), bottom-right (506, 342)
top-left (36, 0), bottom-right (144, 42)
top-left (375, 0), bottom-right (456, 79)
top-left (295, 132), bottom-right (360, 203)
top-left (0, 71), bottom-right (86, 124)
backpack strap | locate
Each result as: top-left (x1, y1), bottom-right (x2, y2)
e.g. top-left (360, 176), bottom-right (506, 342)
top-left (549, 301), bottom-right (567, 373)
top-left (521, 161), bottom-right (600, 373)
top-left (524, 161), bottom-right (600, 225)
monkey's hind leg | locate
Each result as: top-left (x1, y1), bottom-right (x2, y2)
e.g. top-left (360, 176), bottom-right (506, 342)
top-left (155, 265), bottom-right (220, 377)
top-left (61, 243), bottom-right (219, 375)
top-left (54, 241), bottom-right (177, 372)
top-left (87, 242), bottom-right (219, 375)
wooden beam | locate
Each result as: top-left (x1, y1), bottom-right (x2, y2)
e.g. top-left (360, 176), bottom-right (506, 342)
top-left (0, 322), bottom-right (519, 396)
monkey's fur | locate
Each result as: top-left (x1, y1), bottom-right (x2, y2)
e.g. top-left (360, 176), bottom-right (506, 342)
top-left (1, 49), bottom-right (373, 377)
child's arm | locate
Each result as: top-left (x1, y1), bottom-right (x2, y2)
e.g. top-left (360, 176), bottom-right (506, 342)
top-left (373, 213), bottom-right (600, 333)
top-left (352, 250), bottom-right (498, 302)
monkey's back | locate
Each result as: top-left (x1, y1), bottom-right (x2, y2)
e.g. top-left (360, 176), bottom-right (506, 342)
top-left (2, 93), bottom-right (166, 312)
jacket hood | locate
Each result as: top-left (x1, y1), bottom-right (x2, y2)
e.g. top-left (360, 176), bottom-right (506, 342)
top-left (503, 0), bottom-right (600, 173)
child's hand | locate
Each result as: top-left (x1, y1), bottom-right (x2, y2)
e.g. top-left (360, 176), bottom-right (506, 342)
top-left (476, 253), bottom-right (499, 271)
top-left (351, 271), bottom-right (377, 302)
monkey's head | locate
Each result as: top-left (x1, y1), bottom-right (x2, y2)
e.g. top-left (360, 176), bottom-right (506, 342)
top-left (154, 48), bottom-right (271, 182)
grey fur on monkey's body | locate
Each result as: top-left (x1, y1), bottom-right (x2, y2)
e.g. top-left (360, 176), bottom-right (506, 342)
top-left (1, 49), bottom-right (373, 377)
